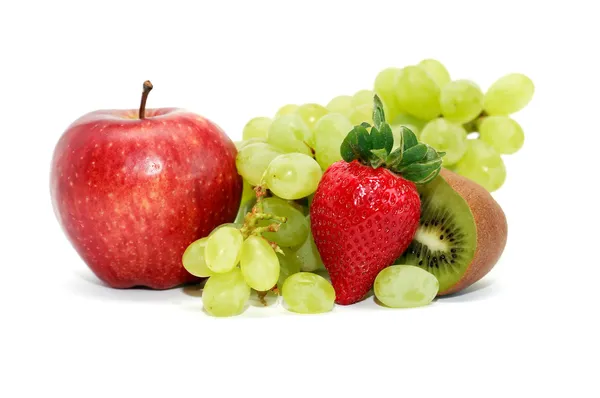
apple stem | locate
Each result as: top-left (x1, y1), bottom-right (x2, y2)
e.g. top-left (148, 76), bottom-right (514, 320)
top-left (139, 80), bottom-right (153, 119)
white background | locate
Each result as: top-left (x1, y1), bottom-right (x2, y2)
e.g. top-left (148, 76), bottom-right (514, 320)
top-left (1, 1), bottom-right (599, 397)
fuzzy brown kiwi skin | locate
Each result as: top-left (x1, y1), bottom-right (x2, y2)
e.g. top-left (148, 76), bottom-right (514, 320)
top-left (438, 168), bottom-right (508, 295)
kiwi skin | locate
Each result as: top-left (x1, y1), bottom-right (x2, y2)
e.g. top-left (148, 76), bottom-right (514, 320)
top-left (438, 168), bottom-right (508, 295)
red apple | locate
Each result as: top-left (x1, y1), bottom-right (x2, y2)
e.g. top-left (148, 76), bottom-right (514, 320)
top-left (50, 81), bottom-right (242, 289)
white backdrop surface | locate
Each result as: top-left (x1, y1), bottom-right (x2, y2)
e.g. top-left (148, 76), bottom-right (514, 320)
top-left (1, 1), bottom-right (598, 397)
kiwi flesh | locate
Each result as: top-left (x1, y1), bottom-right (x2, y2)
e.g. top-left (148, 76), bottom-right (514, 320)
top-left (396, 169), bottom-right (507, 295)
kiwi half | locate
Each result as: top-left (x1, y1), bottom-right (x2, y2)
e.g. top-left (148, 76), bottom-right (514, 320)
top-left (397, 169), bottom-right (507, 295)
top-left (396, 174), bottom-right (477, 293)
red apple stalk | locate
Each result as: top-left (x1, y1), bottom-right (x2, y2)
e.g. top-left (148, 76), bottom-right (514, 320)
top-left (50, 81), bottom-right (242, 289)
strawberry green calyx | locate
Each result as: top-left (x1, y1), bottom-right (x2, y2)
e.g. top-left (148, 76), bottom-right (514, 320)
top-left (340, 95), bottom-right (445, 184)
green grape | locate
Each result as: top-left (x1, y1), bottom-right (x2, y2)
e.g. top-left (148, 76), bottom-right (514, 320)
top-left (235, 137), bottom-right (267, 151)
top-left (205, 226), bottom-right (243, 273)
top-left (283, 197), bottom-right (308, 214)
top-left (265, 153), bottom-right (323, 200)
top-left (326, 95), bottom-right (353, 117)
top-left (349, 104), bottom-right (374, 126)
top-left (314, 113), bottom-right (353, 170)
top-left (351, 89), bottom-right (375, 107)
top-left (276, 104), bottom-right (299, 117)
top-left (295, 216), bottom-right (324, 272)
top-left (374, 67), bottom-right (403, 121)
top-left (236, 142), bottom-right (283, 186)
top-left (282, 272), bottom-right (335, 314)
top-left (276, 247), bottom-right (302, 290)
top-left (234, 197), bottom-right (256, 224)
top-left (440, 80), bottom-right (484, 124)
top-left (307, 194), bottom-right (315, 209)
top-left (484, 73), bottom-right (534, 115)
top-left (417, 59), bottom-right (451, 88)
top-left (208, 222), bottom-right (243, 237)
top-left (239, 235), bottom-right (280, 291)
top-left (420, 118), bottom-right (468, 165)
top-left (374, 265), bottom-right (439, 308)
top-left (296, 103), bottom-right (328, 132)
top-left (393, 113), bottom-right (427, 134)
top-left (182, 237), bottom-right (213, 277)
top-left (258, 197), bottom-right (309, 248)
top-left (267, 114), bottom-right (312, 156)
top-left (479, 116), bottom-right (525, 154)
top-left (454, 140), bottom-right (506, 192)
top-left (241, 179), bottom-right (255, 203)
top-left (202, 268), bottom-right (251, 317)
top-left (242, 117), bottom-right (272, 140)
top-left (395, 66), bottom-right (441, 120)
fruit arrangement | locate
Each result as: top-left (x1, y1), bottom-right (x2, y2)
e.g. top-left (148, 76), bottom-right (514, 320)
top-left (51, 59), bottom-right (530, 317)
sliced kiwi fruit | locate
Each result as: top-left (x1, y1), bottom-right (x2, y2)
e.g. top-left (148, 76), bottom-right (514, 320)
top-left (396, 173), bottom-right (477, 293)
top-left (396, 169), bottom-right (507, 295)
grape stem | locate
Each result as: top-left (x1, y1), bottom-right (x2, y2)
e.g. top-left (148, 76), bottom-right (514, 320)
top-left (238, 184), bottom-right (287, 259)
top-left (257, 291), bottom-right (269, 306)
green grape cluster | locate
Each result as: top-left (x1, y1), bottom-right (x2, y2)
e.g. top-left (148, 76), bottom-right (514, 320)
top-left (374, 60), bottom-right (533, 192)
top-left (182, 184), bottom-right (331, 317)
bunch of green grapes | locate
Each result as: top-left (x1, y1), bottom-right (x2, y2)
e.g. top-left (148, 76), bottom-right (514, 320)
top-left (182, 160), bottom-right (333, 317)
top-left (373, 59), bottom-right (534, 192)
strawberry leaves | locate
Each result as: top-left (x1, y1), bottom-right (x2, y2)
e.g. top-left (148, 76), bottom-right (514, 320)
top-left (340, 95), bottom-right (445, 184)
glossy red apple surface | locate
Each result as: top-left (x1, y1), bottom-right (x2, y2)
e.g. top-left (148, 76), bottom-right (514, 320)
top-left (50, 82), bottom-right (242, 289)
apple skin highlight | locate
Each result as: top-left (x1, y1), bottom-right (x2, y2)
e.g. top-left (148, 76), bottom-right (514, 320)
top-left (50, 108), bottom-right (242, 289)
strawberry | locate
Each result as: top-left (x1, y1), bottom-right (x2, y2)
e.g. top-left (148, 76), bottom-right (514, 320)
top-left (310, 96), bottom-right (445, 305)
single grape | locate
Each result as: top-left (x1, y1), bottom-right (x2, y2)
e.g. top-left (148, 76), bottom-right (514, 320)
top-left (307, 193), bottom-right (314, 209)
top-left (392, 113), bottom-right (427, 134)
top-left (182, 237), bottom-right (213, 277)
top-left (373, 68), bottom-right (402, 109)
top-left (239, 235), bottom-right (280, 291)
top-left (208, 222), bottom-right (243, 237)
top-left (282, 272), bottom-right (335, 314)
top-left (351, 89), bottom-right (375, 107)
top-left (296, 103), bottom-right (328, 131)
top-left (282, 196), bottom-right (308, 215)
top-left (374, 265), bottom-right (439, 308)
top-left (484, 73), bottom-right (534, 115)
top-left (295, 216), bottom-right (324, 272)
top-left (417, 59), bottom-right (451, 88)
top-left (234, 196), bottom-right (256, 224)
top-left (479, 116), bottom-right (524, 154)
top-left (242, 117), bottom-right (272, 140)
top-left (326, 95), bottom-right (353, 117)
top-left (267, 114), bottom-right (312, 156)
top-left (241, 179), bottom-right (255, 203)
top-left (236, 142), bottom-right (283, 186)
top-left (420, 118), bottom-right (468, 165)
top-left (349, 104), bottom-right (374, 126)
top-left (440, 80), bottom-right (484, 124)
top-left (296, 103), bottom-right (328, 149)
top-left (454, 139), bottom-right (506, 192)
top-left (314, 113), bottom-right (353, 170)
top-left (276, 247), bottom-right (302, 290)
top-left (395, 66), bottom-right (441, 120)
top-left (202, 268), bottom-right (251, 317)
top-left (276, 104), bottom-right (299, 118)
top-left (235, 137), bottom-right (267, 151)
top-left (265, 153), bottom-right (323, 200)
top-left (258, 197), bottom-right (309, 248)
top-left (205, 226), bottom-right (244, 273)
top-left (374, 67), bottom-right (403, 121)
